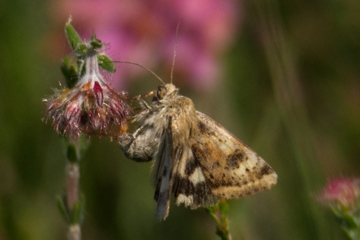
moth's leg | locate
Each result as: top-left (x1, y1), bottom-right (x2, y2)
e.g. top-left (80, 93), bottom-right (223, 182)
top-left (124, 91), bottom-right (154, 113)
top-left (140, 91), bottom-right (155, 109)
top-left (118, 132), bottom-right (156, 162)
top-left (131, 91), bottom-right (154, 110)
top-left (125, 90), bottom-right (154, 101)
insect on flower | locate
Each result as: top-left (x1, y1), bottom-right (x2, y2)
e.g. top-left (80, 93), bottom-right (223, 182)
top-left (118, 54), bottom-right (277, 220)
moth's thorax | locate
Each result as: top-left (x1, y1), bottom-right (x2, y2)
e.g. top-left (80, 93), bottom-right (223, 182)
top-left (151, 85), bottom-right (200, 143)
top-left (164, 84), bottom-right (178, 96)
top-left (156, 84), bottom-right (196, 115)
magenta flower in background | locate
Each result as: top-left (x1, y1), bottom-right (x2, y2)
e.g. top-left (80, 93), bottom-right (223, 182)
top-left (47, 0), bottom-right (241, 91)
top-left (318, 177), bottom-right (360, 209)
top-left (317, 177), bottom-right (360, 240)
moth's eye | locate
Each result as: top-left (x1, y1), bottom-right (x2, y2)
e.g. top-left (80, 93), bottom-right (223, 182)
top-left (157, 86), bottom-right (167, 100)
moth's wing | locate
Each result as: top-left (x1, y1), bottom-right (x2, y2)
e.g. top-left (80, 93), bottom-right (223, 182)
top-left (173, 111), bottom-right (277, 208)
top-left (196, 111), bottom-right (277, 200)
top-left (171, 142), bottom-right (218, 209)
top-left (153, 117), bottom-right (174, 220)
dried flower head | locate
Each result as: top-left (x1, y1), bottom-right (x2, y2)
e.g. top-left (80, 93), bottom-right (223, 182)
top-left (44, 50), bottom-right (131, 139)
top-left (318, 177), bottom-right (360, 210)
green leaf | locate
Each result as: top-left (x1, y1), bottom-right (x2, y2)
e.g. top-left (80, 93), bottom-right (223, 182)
top-left (57, 196), bottom-right (71, 224)
top-left (61, 56), bottom-right (79, 88)
top-left (65, 19), bottom-right (83, 52)
top-left (97, 54), bottom-right (116, 73)
top-left (71, 195), bottom-right (85, 224)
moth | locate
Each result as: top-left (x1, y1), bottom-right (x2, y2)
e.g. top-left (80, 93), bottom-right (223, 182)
top-left (118, 74), bottom-right (277, 220)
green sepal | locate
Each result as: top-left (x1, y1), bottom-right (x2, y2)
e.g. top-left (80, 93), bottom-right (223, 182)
top-left (65, 19), bottom-right (83, 52)
top-left (71, 195), bottom-right (85, 224)
top-left (57, 196), bottom-right (71, 224)
top-left (97, 54), bottom-right (116, 73)
top-left (74, 43), bottom-right (88, 56)
top-left (90, 33), bottom-right (103, 50)
top-left (61, 56), bottom-right (79, 88)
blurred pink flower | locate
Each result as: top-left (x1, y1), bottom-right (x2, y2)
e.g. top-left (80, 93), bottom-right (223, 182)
top-left (47, 0), bottom-right (241, 91)
top-left (318, 177), bottom-right (360, 209)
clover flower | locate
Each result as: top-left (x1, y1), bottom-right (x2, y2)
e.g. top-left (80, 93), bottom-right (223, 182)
top-left (45, 47), bottom-right (131, 139)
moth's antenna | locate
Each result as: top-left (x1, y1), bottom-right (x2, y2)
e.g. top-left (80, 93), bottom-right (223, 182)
top-left (170, 23), bottom-right (180, 84)
top-left (114, 61), bottom-right (166, 86)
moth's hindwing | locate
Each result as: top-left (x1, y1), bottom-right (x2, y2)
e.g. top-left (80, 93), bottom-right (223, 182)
top-left (172, 111), bottom-right (277, 208)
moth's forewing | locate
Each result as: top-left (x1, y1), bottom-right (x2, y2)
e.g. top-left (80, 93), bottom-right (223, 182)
top-left (171, 111), bottom-right (277, 210)
top-left (194, 112), bottom-right (277, 198)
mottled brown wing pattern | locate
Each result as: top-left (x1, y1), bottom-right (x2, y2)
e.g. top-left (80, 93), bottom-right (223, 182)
top-left (196, 112), bottom-right (277, 198)
top-left (172, 111), bottom-right (277, 209)
top-left (171, 141), bottom-right (217, 209)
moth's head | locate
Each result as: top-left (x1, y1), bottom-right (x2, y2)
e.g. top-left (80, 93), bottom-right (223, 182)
top-left (156, 84), bottom-right (178, 100)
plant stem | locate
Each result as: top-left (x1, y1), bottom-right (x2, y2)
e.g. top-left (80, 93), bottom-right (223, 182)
top-left (66, 162), bottom-right (81, 240)
top-left (207, 201), bottom-right (232, 240)
top-left (69, 224), bottom-right (81, 240)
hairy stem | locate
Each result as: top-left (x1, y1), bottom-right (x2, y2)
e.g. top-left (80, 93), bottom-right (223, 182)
top-left (69, 224), bottom-right (81, 240)
top-left (66, 163), bottom-right (80, 211)
top-left (66, 162), bottom-right (81, 240)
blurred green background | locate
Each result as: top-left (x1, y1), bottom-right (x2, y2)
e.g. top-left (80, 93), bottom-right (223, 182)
top-left (1, 0), bottom-right (360, 239)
